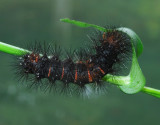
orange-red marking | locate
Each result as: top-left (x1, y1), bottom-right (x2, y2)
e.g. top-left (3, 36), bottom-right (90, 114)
top-left (48, 67), bottom-right (51, 77)
top-left (61, 67), bottom-right (64, 80)
top-left (103, 32), bottom-right (106, 39)
top-left (35, 55), bottom-right (39, 63)
top-left (29, 53), bottom-right (40, 63)
top-left (98, 67), bottom-right (105, 74)
top-left (107, 35), bottom-right (114, 44)
top-left (87, 69), bottom-right (93, 82)
top-left (74, 69), bottom-right (78, 83)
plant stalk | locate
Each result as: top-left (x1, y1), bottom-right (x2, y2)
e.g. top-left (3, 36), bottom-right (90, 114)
top-left (0, 41), bottom-right (29, 56)
top-left (141, 86), bottom-right (160, 98)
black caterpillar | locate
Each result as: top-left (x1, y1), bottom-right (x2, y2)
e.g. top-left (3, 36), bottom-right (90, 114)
top-left (15, 29), bottom-right (131, 94)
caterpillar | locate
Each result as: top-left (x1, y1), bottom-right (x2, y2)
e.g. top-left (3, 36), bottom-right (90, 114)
top-left (14, 28), bottom-right (131, 95)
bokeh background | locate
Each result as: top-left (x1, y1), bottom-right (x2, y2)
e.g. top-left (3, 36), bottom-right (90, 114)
top-left (0, 0), bottom-right (160, 125)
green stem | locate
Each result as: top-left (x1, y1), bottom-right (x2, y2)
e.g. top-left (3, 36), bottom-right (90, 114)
top-left (141, 86), bottom-right (160, 98)
top-left (0, 41), bottom-right (29, 56)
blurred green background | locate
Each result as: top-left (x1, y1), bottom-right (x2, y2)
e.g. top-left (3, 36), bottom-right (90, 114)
top-left (0, 0), bottom-right (160, 125)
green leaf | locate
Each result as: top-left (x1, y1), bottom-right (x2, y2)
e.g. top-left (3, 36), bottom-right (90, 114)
top-left (119, 45), bottom-right (145, 94)
top-left (60, 18), bottom-right (107, 32)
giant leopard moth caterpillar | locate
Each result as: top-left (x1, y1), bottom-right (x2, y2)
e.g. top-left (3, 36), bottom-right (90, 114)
top-left (13, 28), bottom-right (131, 96)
